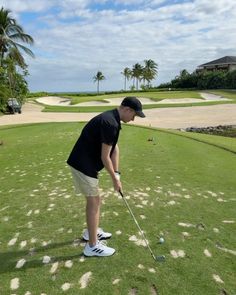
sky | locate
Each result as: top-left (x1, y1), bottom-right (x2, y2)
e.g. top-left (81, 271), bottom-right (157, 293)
top-left (2, 0), bottom-right (236, 92)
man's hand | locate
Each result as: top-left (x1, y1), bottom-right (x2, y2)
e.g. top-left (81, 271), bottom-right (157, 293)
top-left (113, 178), bottom-right (122, 192)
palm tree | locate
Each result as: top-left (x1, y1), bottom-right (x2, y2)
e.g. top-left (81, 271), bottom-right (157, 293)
top-left (121, 67), bottom-right (132, 91)
top-left (132, 63), bottom-right (143, 90)
top-left (0, 7), bottom-right (34, 67)
top-left (143, 59), bottom-right (158, 88)
top-left (93, 71), bottom-right (105, 94)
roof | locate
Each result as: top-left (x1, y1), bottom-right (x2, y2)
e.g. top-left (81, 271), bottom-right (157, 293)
top-left (199, 56), bottom-right (236, 67)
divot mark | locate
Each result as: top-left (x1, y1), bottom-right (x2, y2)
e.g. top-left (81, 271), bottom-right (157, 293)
top-left (167, 200), bottom-right (176, 205)
top-left (61, 283), bottom-right (71, 291)
top-left (170, 250), bottom-right (186, 258)
top-left (112, 278), bottom-right (121, 285)
top-left (213, 274), bottom-right (224, 284)
top-left (50, 262), bottom-right (59, 274)
top-left (129, 287), bottom-right (138, 295)
top-left (129, 235), bottom-right (147, 247)
top-left (178, 222), bottom-right (194, 228)
top-left (79, 256), bottom-right (85, 262)
top-left (204, 249), bottom-right (212, 257)
top-left (20, 241), bottom-right (27, 248)
top-left (42, 256), bottom-right (51, 264)
top-left (184, 195), bottom-right (191, 199)
top-left (150, 284), bottom-right (158, 295)
top-left (138, 264), bottom-right (145, 269)
top-left (16, 259), bottom-right (26, 268)
top-left (196, 223), bottom-right (205, 230)
top-left (10, 278), bottom-right (19, 290)
top-left (79, 271), bottom-right (92, 289)
top-left (65, 260), bottom-right (73, 268)
top-left (8, 237), bottom-right (17, 246)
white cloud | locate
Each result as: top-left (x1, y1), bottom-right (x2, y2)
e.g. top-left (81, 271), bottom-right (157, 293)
top-left (3, 0), bottom-right (235, 91)
top-left (1, 0), bottom-right (55, 13)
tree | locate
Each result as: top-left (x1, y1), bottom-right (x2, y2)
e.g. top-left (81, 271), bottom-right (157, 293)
top-left (121, 67), bottom-right (132, 91)
top-left (0, 7), bottom-right (34, 66)
top-left (93, 71), bottom-right (105, 94)
top-left (143, 59), bottom-right (158, 88)
top-left (226, 70), bottom-right (236, 88)
top-left (0, 6), bottom-right (34, 112)
top-left (0, 69), bottom-right (10, 111)
top-left (132, 63), bottom-right (143, 90)
top-left (179, 69), bottom-right (190, 78)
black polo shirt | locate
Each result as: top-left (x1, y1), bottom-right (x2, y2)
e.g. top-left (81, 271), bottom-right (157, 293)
top-left (67, 109), bottom-right (121, 178)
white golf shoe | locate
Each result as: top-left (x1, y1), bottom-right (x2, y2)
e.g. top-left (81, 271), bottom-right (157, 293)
top-left (82, 228), bottom-right (112, 241)
top-left (83, 241), bottom-right (116, 257)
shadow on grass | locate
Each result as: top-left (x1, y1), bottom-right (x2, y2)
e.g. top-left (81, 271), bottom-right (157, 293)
top-left (0, 239), bottom-right (84, 274)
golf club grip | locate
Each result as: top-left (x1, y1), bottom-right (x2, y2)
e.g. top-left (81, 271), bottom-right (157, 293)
top-left (119, 190), bottom-right (124, 198)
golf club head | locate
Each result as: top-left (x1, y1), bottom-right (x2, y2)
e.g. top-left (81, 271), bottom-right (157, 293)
top-left (155, 255), bottom-right (166, 262)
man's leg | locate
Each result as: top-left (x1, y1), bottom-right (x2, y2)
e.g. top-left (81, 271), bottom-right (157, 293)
top-left (86, 196), bottom-right (101, 247)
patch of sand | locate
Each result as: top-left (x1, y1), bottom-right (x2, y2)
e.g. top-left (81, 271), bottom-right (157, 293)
top-left (10, 278), bottom-right (20, 290)
top-left (79, 271), bottom-right (92, 289)
top-left (212, 274), bottom-right (224, 284)
top-left (36, 92), bottom-right (231, 107)
top-left (1, 101), bottom-right (236, 129)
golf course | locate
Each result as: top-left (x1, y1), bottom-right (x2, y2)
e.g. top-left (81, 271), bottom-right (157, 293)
top-left (1, 2), bottom-right (236, 293)
top-left (0, 103), bottom-right (235, 294)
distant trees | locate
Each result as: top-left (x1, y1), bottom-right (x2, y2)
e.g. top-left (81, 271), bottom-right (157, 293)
top-left (93, 71), bottom-right (105, 94)
top-left (167, 69), bottom-right (236, 90)
top-left (0, 7), bottom-right (34, 111)
top-left (121, 59), bottom-right (158, 91)
top-left (132, 63), bottom-right (143, 90)
top-left (121, 67), bottom-right (132, 91)
top-left (143, 59), bottom-right (158, 88)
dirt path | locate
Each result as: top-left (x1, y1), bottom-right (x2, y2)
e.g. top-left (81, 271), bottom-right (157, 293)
top-left (0, 102), bottom-right (236, 129)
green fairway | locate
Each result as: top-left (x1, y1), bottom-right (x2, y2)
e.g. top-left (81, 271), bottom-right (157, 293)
top-left (0, 123), bottom-right (235, 295)
top-left (34, 89), bottom-right (236, 113)
top-left (42, 100), bottom-right (232, 113)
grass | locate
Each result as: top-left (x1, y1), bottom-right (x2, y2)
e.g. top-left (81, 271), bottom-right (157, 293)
top-left (42, 100), bottom-right (235, 113)
top-left (206, 89), bottom-right (236, 101)
top-left (32, 89), bottom-right (236, 113)
top-left (0, 123), bottom-right (236, 295)
top-left (66, 91), bottom-right (202, 104)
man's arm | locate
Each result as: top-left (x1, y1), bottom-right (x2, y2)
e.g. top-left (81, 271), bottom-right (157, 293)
top-left (101, 143), bottom-right (122, 192)
top-left (110, 144), bottom-right (119, 172)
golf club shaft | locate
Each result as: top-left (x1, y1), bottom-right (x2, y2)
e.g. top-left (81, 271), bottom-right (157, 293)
top-left (119, 190), bottom-right (156, 260)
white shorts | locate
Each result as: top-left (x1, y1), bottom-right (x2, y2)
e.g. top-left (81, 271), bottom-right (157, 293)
top-left (70, 166), bottom-right (99, 197)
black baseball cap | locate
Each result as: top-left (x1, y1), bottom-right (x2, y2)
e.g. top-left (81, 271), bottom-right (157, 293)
top-left (121, 96), bottom-right (145, 118)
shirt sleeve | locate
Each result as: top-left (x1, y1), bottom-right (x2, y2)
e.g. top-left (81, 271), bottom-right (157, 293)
top-left (100, 120), bottom-right (117, 145)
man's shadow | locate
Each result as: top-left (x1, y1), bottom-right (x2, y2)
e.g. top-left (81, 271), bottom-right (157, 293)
top-left (0, 239), bottom-right (85, 274)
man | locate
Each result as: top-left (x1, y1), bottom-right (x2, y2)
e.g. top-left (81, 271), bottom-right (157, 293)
top-left (67, 96), bottom-right (145, 257)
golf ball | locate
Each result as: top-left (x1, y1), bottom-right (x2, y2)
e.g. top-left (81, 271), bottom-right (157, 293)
top-left (159, 237), bottom-right (165, 244)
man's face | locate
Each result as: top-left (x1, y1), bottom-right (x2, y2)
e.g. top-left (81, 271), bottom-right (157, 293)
top-left (122, 107), bottom-right (136, 123)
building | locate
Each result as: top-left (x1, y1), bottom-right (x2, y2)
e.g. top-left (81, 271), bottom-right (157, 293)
top-left (197, 56), bottom-right (236, 72)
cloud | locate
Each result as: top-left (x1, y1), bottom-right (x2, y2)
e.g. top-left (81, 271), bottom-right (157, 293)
top-left (3, 0), bottom-right (236, 91)
top-left (1, 0), bottom-right (55, 13)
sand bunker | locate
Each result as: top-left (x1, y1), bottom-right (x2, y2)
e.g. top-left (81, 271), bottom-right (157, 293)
top-left (36, 92), bottom-right (231, 107)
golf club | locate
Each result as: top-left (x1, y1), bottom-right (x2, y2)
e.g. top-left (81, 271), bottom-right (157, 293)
top-left (119, 190), bottom-right (165, 262)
